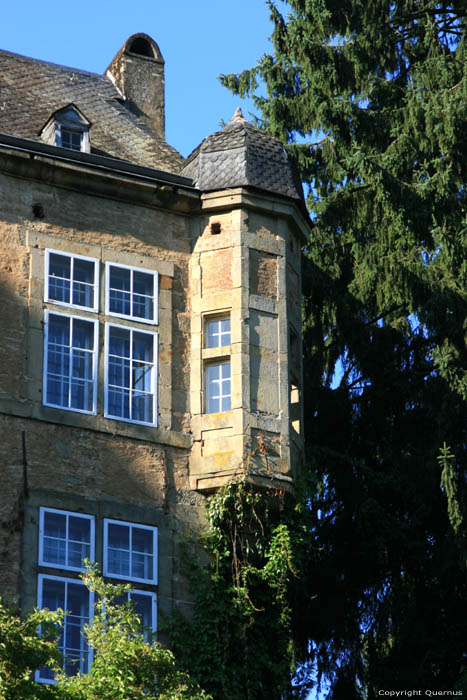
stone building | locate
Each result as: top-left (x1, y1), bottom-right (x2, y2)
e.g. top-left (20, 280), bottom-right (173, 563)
top-left (0, 33), bottom-right (307, 682)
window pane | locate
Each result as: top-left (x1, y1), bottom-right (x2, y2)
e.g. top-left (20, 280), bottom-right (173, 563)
top-left (42, 578), bottom-right (65, 611)
top-left (132, 391), bottom-right (153, 423)
top-left (108, 548), bottom-right (130, 576)
top-left (68, 517), bottom-right (91, 569)
top-left (109, 327), bottom-right (130, 358)
top-left (49, 254), bottom-right (71, 303)
top-left (132, 271), bottom-right (154, 319)
top-left (72, 319), bottom-right (93, 350)
top-left (72, 259), bottom-right (94, 308)
top-left (108, 523), bottom-right (129, 549)
top-left (133, 332), bottom-right (153, 362)
top-left (132, 593), bottom-right (153, 630)
top-left (109, 267), bottom-right (131, 315)
top-left (43, 512), bottom-right (67, 566)
top-left (131, 552), bottom-right (153, 581)
top-left (132, 527), bottom-right (153, 554)
top-left (108, 387), bottom-right (130, 419)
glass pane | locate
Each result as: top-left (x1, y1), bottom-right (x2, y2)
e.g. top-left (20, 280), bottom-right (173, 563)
top-left (220, 318), bottom-right (230, 335)
top-left (67, 583), bottom-right (89, 617)
top-left (72, 259), bottom-right (94, 308)
top-left (48, 347), bottom-right (70, 377)
top-left (205, 320), bottom-right (219, 348)
top-left (108, 387), bottom-right (130, 419)
top-left (108, 356), bottom-right (130, 389)
top-left (73, 259), bottom-right (94, 284)
top-left (221, 395), bottom-right (232, 411)
top-left (133, 271), bottom-right (153, 296)
top-left (132, 392), bottom-right (153, 423)
top-left (109, 267), bottom-right (131, 315)
top-left (47, 377), bottom-right (69, 408)
top-left (49, 314), bottom-right (70, 346)
top-left (71, 379), bottom-right (93, 412)
top-left (133, 332), bottom-right (153, 362)
top-left (72, 320), bottom-right (93, 350)
top-left (72, 350), bottom-right (93, 381)
top-left (132, 593), bottom-right (153, 629)
top-left (132, 527), bottom-right (153, 554)
top-left (133, 294), bottom-right (153, 320)
top-left (43, 536), bottom-right (66, 565)
top-left (131, 552), bottom-right (152, 581)
top-left (68, 516), bottom-right (90, 543)
top-left (133, 362), bottom-right (152, 392)
top-left (44, 511), bottom-right (66, 539)
top-left (42, 578), bottom-right (65, 611)
top-left (221, 363), bottom-right (231, 379)
top-left (206, 364), bottom-right (220, 383)
top-left (68, 540), bottom-right (90, 569)
top-left (49, 254), bottom-right (71, 303)
top-left (108, 547), bottom-right (130, 576)
top-left (109, 327), bottom-right (130, 358)
top-left (108, 523), bottom-right (129, 549)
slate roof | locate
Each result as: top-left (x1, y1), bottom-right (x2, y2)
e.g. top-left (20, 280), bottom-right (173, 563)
top-left (180, 111), bottom-right (303, 201)
top-left (0, 49), bottom-right (183, 173)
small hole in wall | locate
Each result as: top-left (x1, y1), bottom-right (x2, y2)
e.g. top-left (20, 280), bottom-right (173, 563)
top-left (32, 203), bottom-right (45, 220)
top-left (210, 222), bottom-right (222, 235)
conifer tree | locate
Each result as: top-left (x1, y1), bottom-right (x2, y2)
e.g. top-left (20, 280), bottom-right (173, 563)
top-left (222, 2), bottom-right (467, 696)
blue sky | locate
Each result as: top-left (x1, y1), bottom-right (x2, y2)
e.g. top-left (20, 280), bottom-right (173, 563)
top-left (1, 0), bottom-right (274, 157)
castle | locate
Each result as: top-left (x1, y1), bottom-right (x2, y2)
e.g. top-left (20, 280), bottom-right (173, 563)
top-left (0, 33), bottom-right (306, 682)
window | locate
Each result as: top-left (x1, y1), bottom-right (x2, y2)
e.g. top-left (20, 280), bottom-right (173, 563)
top-left (105, 324), bottom-right (158, 426)
top-left (59, 128), bottom-right (83, 151)
top-left (206, 362), bottom-right (231, 413)
top-left (36, 575), bottom-right (93, 682)
top-left (205, 317), bottom-right (230, 348)
top-left (115, 590), bottom-right (157, 636)
top-left (103, 519), bottom-right (158, 585)
top-left (204, 315), bottom-right (231, 414)
top-left (45, 250), bottom-right (98, 311)
top-left (106, 263), bottom-right (158, 324)
top-left (40, 105), bottom-right (91, 154)
top-left (39, 508), bottom-right (95, 572)
top-left (43, 311), bottom-right (98, 414)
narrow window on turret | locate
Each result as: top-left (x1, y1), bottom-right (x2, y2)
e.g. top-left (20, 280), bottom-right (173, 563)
top-left (203, 315), bottom-right (231, 413)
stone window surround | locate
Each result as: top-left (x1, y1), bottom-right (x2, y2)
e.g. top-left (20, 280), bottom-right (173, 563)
top-left (37, 242), bottom-right (164, 430)
top-left (35, 508), bottom-right (158, 684)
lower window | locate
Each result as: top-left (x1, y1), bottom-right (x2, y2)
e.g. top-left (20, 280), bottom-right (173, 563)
top-left (205, 361), bottom-right (231, 413)
top-left (43, 311), bottom-right (97, 414)
top-left (105, 324), bottom-right (158, 426)
top-left (36, 574), bottom-right (93, 683)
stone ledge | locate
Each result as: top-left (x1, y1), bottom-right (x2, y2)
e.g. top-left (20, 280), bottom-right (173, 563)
top-left (0, 397), bottom-right (192, 449)
top-left (190, 468), bottom-right (295, 495)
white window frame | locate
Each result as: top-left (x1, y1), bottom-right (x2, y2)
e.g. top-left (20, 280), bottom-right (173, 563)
top-left (205, 360), bottom-right (231, 414)
top-left (103, 518), bottom-right (158, 585)
top-left (36, 574), bottom-right (94, 684)
top-left (205, 316), bottom-right (231, 348)
top-left (105, 262), bottom-right (159, 325)
top-left (104, 323), bottom-right (158, 427)
top-left (43, 310), bottom-right (98, 415)
top-left (38, 507), bottom-right (95, 573)
top-left (45, 249), bottom-right (99, 313)
top-left (55, 124), bottom-right (90, 153)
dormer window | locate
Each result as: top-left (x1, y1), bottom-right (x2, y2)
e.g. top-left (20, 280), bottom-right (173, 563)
top-left (40, 104), bottom-right (91, 153)
top-left (59, 127), bottom-right (83, 151)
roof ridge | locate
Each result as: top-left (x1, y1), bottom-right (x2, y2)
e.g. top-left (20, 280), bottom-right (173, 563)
top-left (0, 47), bottom-right (107, 80)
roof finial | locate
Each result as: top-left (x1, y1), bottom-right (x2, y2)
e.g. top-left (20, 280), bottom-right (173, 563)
top-left (230, 107), bottom-right (246, 123)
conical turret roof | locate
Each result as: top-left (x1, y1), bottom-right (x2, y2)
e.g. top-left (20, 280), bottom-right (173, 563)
top-left (180, 109), bottom-right (303, 201)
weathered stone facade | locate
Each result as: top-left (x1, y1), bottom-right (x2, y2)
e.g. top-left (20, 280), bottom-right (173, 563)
top-left (0, 32), bottom-right (307, 678)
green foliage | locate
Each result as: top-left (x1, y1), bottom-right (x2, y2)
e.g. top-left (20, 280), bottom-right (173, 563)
top-left (0, 569), bottom-right (211, 700)
top-left (0, 600), bottom-right (62, 699)
top-left (168, 476), bottom-right (310, 700)
top-left (221, 1), bottom-right (467, 697)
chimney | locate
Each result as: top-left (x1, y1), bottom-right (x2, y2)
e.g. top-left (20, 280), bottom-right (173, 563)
top-left (106, 33), bottom-right (165, 139)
